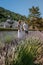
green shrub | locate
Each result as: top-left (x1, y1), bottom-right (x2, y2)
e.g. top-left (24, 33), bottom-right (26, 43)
top-left (12, 38), bottom-right (40, 65)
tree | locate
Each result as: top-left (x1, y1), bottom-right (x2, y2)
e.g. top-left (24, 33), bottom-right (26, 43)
top-left (29, 6), bottom-right (40, 18)
top-left (28, 6), bottom-right (41, 30)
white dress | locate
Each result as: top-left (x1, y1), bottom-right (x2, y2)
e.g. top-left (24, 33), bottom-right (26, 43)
top-left (18, 24), bottom-right (23, 39)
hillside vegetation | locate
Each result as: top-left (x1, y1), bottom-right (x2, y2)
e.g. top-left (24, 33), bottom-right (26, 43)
top-left (0, 7), bottom-right (27, 22)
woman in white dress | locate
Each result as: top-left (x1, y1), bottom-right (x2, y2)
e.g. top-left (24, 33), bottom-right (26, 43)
top-left (18, 20), bottom-right (23, 39)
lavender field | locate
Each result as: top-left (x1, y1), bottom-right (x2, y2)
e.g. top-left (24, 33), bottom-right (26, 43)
top-left (0, 31), bottom-right (43, 65)
top-left (0, 31), bottom-right (17, 42)
top-left (0, 31), bottom-right (43, 42)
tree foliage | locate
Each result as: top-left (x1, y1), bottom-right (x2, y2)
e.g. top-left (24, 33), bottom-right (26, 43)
top-left (28, 6), bottom-right (43, 30)
top-left (29, 6), bottom-right (40, 18)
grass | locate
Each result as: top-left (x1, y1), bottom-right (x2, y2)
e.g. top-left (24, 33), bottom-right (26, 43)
top-left (4, 35), bottom-right (13, 43)
top-left (11, 38), bottom-right (41, 65)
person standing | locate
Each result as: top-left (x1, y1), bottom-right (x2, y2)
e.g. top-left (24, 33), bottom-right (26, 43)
top-left (23, 21), bottom-right (28, 36)
top-left (18, 20), bottom-right (23, 39)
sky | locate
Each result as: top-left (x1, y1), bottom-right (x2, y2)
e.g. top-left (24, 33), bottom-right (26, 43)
top-left (0, 0), bottom-right (43, 17)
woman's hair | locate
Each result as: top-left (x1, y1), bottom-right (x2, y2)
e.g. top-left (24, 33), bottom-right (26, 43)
top-left (18, 20), bottom-right (21, 24)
